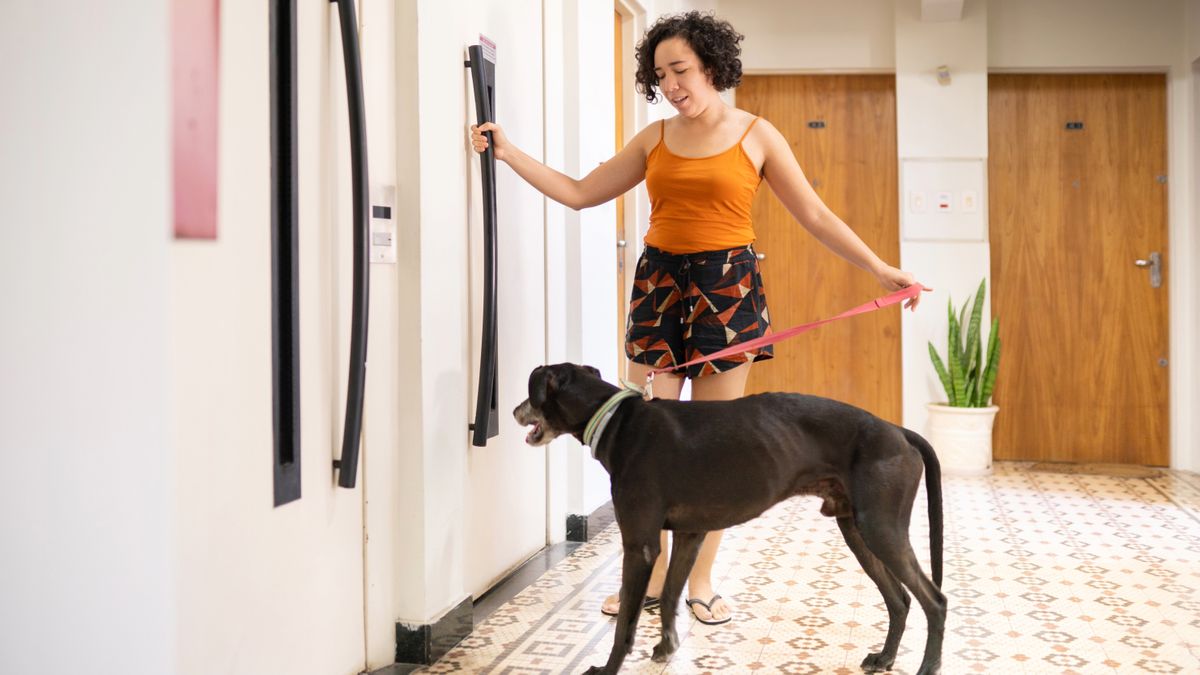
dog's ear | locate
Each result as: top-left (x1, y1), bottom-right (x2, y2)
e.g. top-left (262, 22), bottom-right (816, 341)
top-left (582, 365), bottom-right (602, 379)
top-left (529, 366), bottom-right (558, 408)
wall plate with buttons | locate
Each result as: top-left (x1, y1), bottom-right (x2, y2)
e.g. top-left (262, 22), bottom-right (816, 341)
top-left (901, 159), bottom-right (986, 242)
top-left (370, 185), bottom-right (397, 264)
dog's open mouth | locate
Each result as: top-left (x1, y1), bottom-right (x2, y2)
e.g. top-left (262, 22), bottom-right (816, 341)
top-left (514, 398), bottom-right (554, 446)
top-left (525, 421), bottom-right (544, 445)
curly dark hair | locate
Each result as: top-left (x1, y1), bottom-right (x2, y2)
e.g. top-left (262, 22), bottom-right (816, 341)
top-left (634, 11), bottom-right (744, 104)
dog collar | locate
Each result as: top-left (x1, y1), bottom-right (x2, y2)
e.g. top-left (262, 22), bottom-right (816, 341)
top-left (582, 388), bottom-right (640, 452)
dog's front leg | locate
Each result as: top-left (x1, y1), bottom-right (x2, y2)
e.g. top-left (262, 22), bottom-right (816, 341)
top-left (583, 540), bottom-right (660, 675)
top-left (653, 531), bottom-right (705, 662)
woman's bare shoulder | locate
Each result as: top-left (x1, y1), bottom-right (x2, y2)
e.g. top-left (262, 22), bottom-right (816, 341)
top-left (739, 112), bottom-right (785, 155)
top-left (731, 107), bottom-right (760, 125)
top-left (627, 117), bottom-right (672, 154)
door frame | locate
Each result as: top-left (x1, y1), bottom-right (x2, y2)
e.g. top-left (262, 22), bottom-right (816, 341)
top-left (1192, 57), bottom-right (1200, 472)
top-left (614, 0), bottom-right (648, 385)
top-left (990, 66), bottom-right (1196, 470)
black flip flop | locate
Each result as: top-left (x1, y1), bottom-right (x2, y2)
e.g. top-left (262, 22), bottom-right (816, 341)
top-left (686, 594), bottom-right (732, 625)
top-left (600, 595), bottom-right (660, 617)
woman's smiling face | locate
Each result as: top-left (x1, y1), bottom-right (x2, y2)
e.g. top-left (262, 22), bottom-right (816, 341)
top-left (653, 37), bottom-right (714, 115)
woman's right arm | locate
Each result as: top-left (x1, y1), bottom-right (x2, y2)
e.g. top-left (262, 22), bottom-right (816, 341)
top-left (471, 122), bottom-right (657, 210)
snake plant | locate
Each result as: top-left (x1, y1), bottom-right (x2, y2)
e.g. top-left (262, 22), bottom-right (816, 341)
top-left (928, 278), bottom-right (1000, 407)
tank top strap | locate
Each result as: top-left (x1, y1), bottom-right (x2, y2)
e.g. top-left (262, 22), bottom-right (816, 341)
top-left (659, 119), bottom-right (666, 142)
top-left (737, 117), bottom-right (761, 144)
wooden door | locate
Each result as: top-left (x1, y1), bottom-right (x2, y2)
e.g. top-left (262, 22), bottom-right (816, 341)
top-left (989, 74), bottom-right (1169, 465)
top-left (737, 75), bottom-right (901, 424)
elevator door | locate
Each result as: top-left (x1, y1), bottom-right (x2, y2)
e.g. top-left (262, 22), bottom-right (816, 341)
top-left (465, 0), bottom-right (550, 597)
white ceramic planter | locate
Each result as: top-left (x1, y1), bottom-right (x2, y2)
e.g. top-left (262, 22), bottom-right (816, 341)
top-left (926, 403), bottom-right (999, 476)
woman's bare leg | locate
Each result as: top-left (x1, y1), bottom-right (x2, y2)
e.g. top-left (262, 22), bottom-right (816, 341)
top-left (600, 361), bottom-right (683, 616)
top-left (682, 362), bottom-right (753, 623)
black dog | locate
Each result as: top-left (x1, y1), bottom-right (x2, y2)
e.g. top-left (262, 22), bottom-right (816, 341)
top-left (514, 363), bottom-right (945, 675)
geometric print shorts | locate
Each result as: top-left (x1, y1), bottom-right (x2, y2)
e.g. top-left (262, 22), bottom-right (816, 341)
top-left (625, 244), bottom-right (774, 379)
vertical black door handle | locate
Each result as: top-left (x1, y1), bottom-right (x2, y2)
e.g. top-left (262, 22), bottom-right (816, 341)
top-left (466, 44), bottom-right (499, 447)
top-left (270, 0), bottom-right (301, 506)
top-left (331, 0), bottom-right (370, 488)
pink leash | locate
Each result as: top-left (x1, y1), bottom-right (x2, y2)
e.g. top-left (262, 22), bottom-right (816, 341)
top-left (640, 283), bottom-right (927, 398)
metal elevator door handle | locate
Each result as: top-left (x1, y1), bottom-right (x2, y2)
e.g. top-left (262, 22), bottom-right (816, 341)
top-left (466, 43), bottom-right (499, 447)
top-left (1134, 252), bottom-right (1162, 288)
top-left (331, 0), bottom-right (371, 489)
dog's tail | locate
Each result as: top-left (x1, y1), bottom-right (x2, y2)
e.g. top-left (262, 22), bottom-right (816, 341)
top-left (903, 427), bottom-right (943, 588)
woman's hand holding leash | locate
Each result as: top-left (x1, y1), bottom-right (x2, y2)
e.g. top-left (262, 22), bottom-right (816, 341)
top-left (874, 265), bottom-right (929, 310)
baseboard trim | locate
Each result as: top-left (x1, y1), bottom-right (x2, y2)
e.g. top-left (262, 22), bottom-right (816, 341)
top-left (565, 501), bottom-right (615, 542)
top-left (393, 596), bottom-right (473, 666)
top-left (380, 502), bottom-right (616, 670)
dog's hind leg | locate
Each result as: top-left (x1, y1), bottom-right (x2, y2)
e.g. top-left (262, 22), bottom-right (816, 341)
top-left (584, 536), bottom-right (661, 675)
top-left (854, 504), bottom-right (946, 675)
top-left (652, 531), bottom-right (705, 662)
top-left (836, 516), bottom-right (910, 672)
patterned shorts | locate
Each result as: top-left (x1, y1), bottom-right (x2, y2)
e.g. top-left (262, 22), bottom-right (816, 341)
top-left (625, 244), bottom-right (773, 379)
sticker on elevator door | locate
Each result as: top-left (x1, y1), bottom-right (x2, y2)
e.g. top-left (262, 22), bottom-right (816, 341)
top-left (172, 0), bottom-right (220, 239)
top-left (479, 34), bottom-right (496, 63)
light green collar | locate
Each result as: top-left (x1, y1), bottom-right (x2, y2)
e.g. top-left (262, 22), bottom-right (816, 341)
top-left (582, 388), bottom-right (640, 452)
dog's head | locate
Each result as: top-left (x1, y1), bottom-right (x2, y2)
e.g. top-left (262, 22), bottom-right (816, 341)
top-left (513, 363), bottom-right (608, 446)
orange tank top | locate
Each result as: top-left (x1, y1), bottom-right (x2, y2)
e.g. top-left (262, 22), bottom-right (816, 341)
top-left (643, 117), bottom-right (763, 254)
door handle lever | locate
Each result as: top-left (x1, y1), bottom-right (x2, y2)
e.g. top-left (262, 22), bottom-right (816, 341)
top-left (1133, 252), bottom-right (1162, 288)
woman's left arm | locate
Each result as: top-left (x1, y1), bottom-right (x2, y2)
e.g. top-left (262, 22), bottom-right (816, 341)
top-left (756, 119), bottom-right (923, 309)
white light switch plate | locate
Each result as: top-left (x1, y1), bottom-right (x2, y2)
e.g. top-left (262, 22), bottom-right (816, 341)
top-left (961, 190), bottom-right (978, 213)
top-left (910, 191), bottom-right (926, 214)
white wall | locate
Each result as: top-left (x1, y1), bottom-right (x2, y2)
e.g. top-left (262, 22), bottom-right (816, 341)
top-left (558, 0), bottom-right (626, 518)
top-left (1191, 0), bottom-right (1200, 61)
top-left (544, 0), bottom-right (572, 544)
top-left (1194, 0), bottom-right (1200, 122)
top-left (989, 0), bottom-right (1183, 68)
top-left (362, 0), bottom-right (416, 664)
top-left (723, 0), bottom-right (895, 72)
top-left (894, 0), bottom-right (992, 441)
top-left (0, 2), bottom-right (177, 674)
top-left (171, 0), bottom-right (366, 673)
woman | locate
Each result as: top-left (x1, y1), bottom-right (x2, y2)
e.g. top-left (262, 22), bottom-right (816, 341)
top-left (471, 11), bottom-right (922, 626)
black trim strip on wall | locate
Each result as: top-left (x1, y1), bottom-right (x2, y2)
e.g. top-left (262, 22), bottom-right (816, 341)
top-left (270, 0), bottom-right (301, 507)
top-left (466, 44), bottom-right (500, 447)
top-left (331, 0), bottom-right (371, 489)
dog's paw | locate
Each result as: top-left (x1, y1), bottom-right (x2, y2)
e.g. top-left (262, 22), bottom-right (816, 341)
top-left (914, 659), bottom-right (941, 675)
top-left (651, 636), bottom-right (679, 662)
top-left (860, 652), bottom-right (896, 672)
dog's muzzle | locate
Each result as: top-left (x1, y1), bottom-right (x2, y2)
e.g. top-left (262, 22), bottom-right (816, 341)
top-left (513, 399), bottom-right (551, 446)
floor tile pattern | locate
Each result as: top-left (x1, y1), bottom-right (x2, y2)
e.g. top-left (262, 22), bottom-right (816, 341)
top-left (422, 464), bottom-right (1200, 674)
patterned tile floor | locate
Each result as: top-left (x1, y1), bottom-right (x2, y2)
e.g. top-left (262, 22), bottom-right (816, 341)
top-left (422, 463), bottom-right (1200, 674)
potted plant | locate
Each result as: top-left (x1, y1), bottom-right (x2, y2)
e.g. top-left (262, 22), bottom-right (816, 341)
top-left (926, 278), bottom-right (1000, 476)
